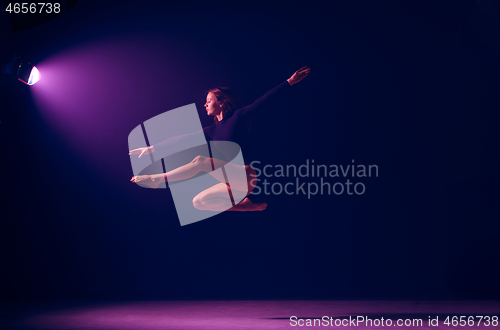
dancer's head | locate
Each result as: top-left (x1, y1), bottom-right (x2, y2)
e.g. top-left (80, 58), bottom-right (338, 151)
top-left (205, 87), bottom-right (240, 124)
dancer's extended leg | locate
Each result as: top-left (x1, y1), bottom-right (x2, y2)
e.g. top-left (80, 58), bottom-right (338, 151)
top-left (192, 183), bottom-right (267, 212)
top-left (131, 155), bottom-right (254, 192)
top-left (131, 155), bottom-right (214, 188)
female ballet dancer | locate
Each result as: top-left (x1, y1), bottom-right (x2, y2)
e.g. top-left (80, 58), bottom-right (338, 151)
top-left (130, 66), bottom-right (310, 211)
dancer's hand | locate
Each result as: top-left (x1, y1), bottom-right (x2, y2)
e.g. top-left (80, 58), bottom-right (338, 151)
top-left (129, 146), bottom-right (154, 158)
top-left (287, 66), bottom-right (311, 85)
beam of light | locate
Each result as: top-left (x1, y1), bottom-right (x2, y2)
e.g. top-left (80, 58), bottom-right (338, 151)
top-left (30, 35), bottom-right (198, 177)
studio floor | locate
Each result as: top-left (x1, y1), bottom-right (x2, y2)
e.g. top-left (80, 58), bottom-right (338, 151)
top-left (1, 300), bottom-right (499, 329)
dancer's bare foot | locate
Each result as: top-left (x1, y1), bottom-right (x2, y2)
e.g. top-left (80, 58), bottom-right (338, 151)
top-left (229, 197), bottom-right (267, 211)
top-left (130, 174), bottom-right (163, 189)
top-left (252, 202), bottom-right (267, 211)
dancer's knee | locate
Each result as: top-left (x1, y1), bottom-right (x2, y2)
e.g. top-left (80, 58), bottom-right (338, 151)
top-left (191, 155), bottom-right (207, 163)
top-left (190, 155), bottom-right (211, 170)
top-left (193, 196), bottom-right (204, 210)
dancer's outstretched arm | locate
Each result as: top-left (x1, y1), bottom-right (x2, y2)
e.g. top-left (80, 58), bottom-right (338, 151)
top-left (129, 127), bottom-right (209, 158)
top-left (237, 66), bottom-right (310, 119)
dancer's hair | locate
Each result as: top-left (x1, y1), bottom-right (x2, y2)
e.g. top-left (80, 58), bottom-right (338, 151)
top-left (207, 87), bottom-right (241, 124)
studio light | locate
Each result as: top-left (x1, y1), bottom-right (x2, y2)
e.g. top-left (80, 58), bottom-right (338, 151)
top-left (2, 54), bottom-right (40, 86)
top-left (18, 62), bottom-right (40, 85)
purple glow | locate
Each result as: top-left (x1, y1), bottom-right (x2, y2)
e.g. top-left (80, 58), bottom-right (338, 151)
top-left (19, 300), bottom-right (500, 330)
top-left (30, 35), bottom-right (199, 176)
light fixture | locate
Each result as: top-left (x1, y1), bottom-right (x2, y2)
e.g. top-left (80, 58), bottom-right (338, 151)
top-left (18, 61), bottom-right (40, 85)
top-left (3, 54), bottom-right (40, 85)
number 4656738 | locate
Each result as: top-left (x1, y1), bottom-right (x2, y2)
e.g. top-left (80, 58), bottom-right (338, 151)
top-left (443, 316), bottom-right (498, 327)
top-left (5, 3), bottom-right (61, 14)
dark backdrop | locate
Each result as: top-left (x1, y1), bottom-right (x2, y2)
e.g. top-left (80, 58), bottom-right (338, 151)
top-left (1, 0), bottom-right (499, 300)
